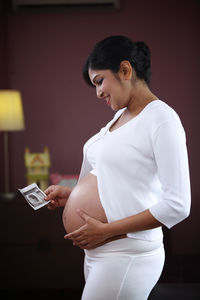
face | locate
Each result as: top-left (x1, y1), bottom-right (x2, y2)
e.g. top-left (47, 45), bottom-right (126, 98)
top-left (88, 68), bottom-right (131, 111)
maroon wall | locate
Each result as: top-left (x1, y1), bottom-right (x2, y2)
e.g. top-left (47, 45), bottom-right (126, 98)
top-left (1, 0), bottom-right (199, 254)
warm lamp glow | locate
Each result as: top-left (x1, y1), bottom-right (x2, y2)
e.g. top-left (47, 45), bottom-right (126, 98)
top-left (0, 90), bottom-right (25, 131)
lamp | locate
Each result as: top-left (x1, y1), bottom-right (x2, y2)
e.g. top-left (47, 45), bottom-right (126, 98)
top-left (0, 90), bottom-right (25, 199)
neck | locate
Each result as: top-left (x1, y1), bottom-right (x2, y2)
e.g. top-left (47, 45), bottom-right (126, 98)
top-left (126, 80), bottom-right (158, 116)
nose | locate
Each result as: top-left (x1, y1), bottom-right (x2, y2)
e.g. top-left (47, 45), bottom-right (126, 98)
top-left (96, 87), bottom-right (103, 99)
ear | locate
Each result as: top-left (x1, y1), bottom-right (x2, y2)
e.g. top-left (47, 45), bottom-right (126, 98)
top-left (119, 60), bottom-right (133, 80)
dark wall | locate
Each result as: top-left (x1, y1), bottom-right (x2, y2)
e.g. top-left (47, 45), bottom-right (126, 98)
top-left (0, 0), bottom-right (10, 191)
top-left (0, 0), bottom-right (199, 256)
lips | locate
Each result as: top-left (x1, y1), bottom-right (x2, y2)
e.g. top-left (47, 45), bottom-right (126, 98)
top-left (104, 96), bottom-right (110, 106)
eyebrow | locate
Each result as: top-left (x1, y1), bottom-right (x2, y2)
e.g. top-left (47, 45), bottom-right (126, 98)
top-left (92, 75), bottom-right (99, 84)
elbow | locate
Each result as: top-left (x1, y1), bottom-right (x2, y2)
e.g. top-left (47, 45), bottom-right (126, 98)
top-left (150, 194), bottom-right (191, 229)
top-left (179, 204), bottom-right (190, 221)
top-left (167, 201), bottom-right (191, 229)
top-left (178, 194), bottom-right (191, 221)
top-left (176, 209), bottom-right (190, 225)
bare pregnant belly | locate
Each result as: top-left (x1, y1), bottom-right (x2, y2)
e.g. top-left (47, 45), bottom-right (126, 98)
top-left (62, 173), bottom-right (107, 233)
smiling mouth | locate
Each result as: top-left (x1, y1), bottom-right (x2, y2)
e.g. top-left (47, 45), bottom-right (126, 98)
top-left (104, 97), bottom-right (110, 106)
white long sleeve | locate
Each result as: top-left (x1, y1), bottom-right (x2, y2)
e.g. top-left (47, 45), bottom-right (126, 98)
top-left (79, 100), bottom-right (191, 241)
top-left (149, 117), bottom-right (191, 228)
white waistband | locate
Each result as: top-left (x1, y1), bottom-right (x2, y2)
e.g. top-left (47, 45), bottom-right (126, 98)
top-left (85, 237), bottom-right (164, 258)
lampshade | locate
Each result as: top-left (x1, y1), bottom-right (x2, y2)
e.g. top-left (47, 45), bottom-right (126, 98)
top-left (0, 90), bottom-right (25, 131)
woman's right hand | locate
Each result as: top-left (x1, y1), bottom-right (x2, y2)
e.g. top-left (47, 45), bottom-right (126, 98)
top-left (44, 185), bottom-right (72, 210)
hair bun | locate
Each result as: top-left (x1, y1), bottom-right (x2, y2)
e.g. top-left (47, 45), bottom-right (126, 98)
top-left (136, 42), bottom-right (150, 57)
top-left (134, 41), bottom-right (151, 83)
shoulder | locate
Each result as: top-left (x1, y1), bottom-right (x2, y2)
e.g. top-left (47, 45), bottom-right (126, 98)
top-left (145, 100), bottom-right (186, 143)
top-left (144, 100), bottom-right (183, 131)
top-left (148, 100), bottom-right (180, 122)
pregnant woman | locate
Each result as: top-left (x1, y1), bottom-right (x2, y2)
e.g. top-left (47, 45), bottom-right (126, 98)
top-left (45, 35), bottom-right (191, 300)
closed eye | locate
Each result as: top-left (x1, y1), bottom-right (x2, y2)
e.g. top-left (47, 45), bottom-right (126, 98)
top-left (95, 78), bottom-right (103, 86)
top-left (98, 78), bottom-right (103, 85)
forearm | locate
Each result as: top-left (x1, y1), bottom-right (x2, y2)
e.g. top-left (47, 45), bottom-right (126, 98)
top-left (105, 209), bottom-right (163, 239)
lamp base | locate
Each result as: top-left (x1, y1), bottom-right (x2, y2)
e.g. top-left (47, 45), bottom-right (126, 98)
top-left (0, 192), bottom-right (16, 200)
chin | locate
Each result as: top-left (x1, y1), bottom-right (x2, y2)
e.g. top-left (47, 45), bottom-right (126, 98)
top-left (111, 106), bottom-right (118, 112)
top-left (110, 103), bottom-right (119, 111)
top-left (112, 104), bottom-right (125, 111)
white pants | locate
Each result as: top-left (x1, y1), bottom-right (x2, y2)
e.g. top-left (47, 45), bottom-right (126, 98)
top-left (82, 238), bottom-right (165, 300)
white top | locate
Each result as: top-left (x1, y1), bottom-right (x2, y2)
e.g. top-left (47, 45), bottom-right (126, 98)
top-left (79, 100), bottom-right (191, 241)
top-left (86, 136), bottom-right (100, 176)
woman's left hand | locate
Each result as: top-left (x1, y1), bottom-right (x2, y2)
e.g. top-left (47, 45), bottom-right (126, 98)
top-left (64, 209), bottom-right (109, 249)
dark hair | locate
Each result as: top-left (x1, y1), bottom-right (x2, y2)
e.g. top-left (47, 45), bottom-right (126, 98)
top-left (83, 35), bottom-right (151, 86)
